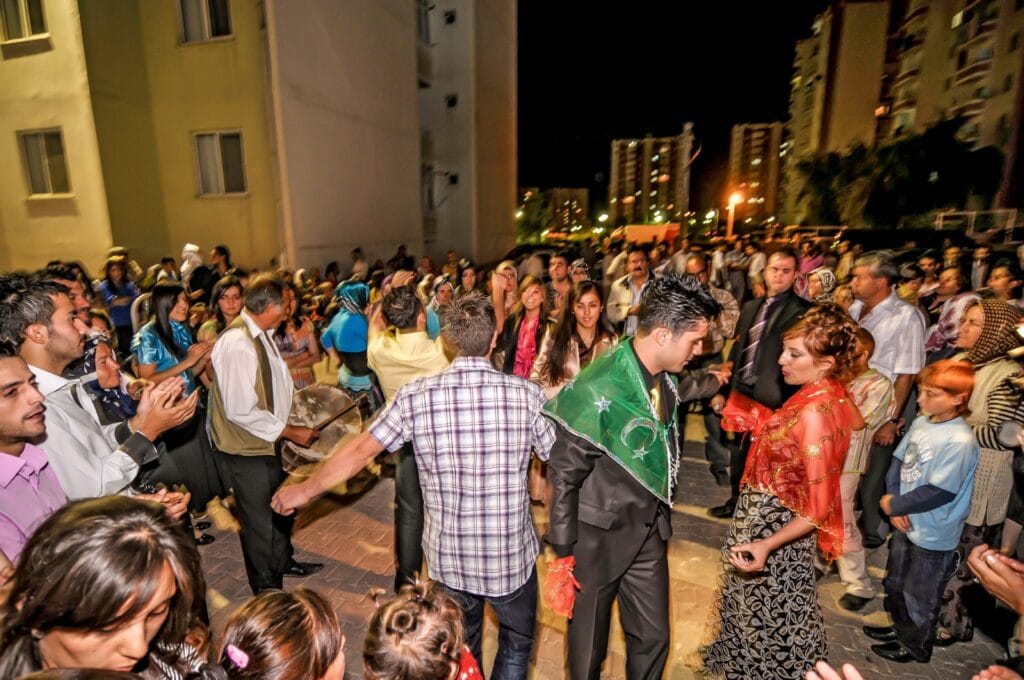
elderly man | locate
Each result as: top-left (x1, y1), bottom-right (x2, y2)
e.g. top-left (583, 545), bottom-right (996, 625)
top-left (607, 245), bottom-right (653, 336)
top-left (848, 251), bottom-right (926, 547)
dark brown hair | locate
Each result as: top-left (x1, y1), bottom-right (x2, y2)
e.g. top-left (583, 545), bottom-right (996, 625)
top-left (781, 304), bottom-right (861, 384)
top-left (363, 580), bottom-right (464, 680)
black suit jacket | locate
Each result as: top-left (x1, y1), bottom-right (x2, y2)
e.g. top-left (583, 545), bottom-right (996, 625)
top-left (546, 371), bottom-right (720, 586)
top-left (724, 290), bottom-right (812, 410)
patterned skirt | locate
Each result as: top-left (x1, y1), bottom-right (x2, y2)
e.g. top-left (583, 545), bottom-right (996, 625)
top-left (701, 489), bottom-right (827, 680)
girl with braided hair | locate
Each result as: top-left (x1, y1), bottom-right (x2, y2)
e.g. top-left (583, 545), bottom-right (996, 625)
top-left (703, 304), bottom-right (865, 679)
top-left (363, 580), bottom-right (481, 680)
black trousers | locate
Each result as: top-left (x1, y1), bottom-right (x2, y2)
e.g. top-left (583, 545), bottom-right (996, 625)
top-left (217, 451), bottom-right (294, 593)
top-left (568, 526), bottom-right (670, 680)
top-left (859, 441), bottom-right (895, 544)
top-left (394, 441), bottom-right (424, 592)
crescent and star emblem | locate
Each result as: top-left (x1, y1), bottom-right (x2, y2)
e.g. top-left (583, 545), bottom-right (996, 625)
top-left (621, 417), bottom-right (659, 459)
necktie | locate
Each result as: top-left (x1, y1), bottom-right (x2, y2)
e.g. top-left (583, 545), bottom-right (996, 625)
top-left (739, 297), bottom-right (776, 384)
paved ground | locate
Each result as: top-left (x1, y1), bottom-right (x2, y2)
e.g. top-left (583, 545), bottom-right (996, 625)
top-left (201, 417), bottom-right (1009, 679)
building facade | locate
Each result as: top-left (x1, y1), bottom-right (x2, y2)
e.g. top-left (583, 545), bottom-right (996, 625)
top-left (608, 124), bottom-right (694, 226)
top-left (0, 0), bottom-right (516, 272)
top-left (728, 122), bottom-right (784, 224)
top-left (548, 187), bottom-right (589, 231)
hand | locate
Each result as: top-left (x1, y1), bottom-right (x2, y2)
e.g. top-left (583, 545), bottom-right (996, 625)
top-left (710, 394), bottom-right (726, 413)
top-left (806, 660), bottom-right (865, 680)
top-left (973, 664), bottom-right (1024, 680)
top-left (880, 494), bottom-right (893, 516)
top-left (967, 544), bottom-right (1024, 615)
top-left (873, 422), bottom-right (899, 446)
top-left (136, 488), bottom-right (191, 521)
top-left (544, 556), bottom-right (581, 618)
top-left (892, 515), bottom-right (912, 533)
top-left (392, 270), bottom-right (417, 288)
top-left (282, 425), bottom-right (319, 448)
top-left (271, 481), bottom-right (318, 516)
top-left (728, 540), bottom-right (770, 573)
top-left (132, 380), bottom-right (199, 440)
top-left (185, 341), bottom-right (213, 368)
top-left (126, 378), bottom-right (153, 400)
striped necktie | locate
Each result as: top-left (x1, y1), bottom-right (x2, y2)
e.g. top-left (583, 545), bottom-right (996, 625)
top-left (739, 297), bottom-right (777, 384)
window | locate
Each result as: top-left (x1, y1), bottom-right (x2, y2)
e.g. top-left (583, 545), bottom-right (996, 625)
top-left (179, 0), bottom-right (231, 43)
top-left (18, 129), bottom-right (70, 195)
top-left (1, 0), bottom-right (45, 41)
top-left (194, 132), bottom-right (246, 195)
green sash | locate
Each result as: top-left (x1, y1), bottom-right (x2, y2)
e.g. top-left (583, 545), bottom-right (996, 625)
top-left (544, 340), bottom-right (680, 504)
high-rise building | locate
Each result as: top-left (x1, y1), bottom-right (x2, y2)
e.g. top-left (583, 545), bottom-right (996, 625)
top-left (728, 123), bottom-right (784, 224)
top-left (888, 0), bottom-right (1024, 154)
top-left (608, 124), bottom-right (694, 226)
top-left (781, 0), bottom-right (891, 222)
top-left (0, 0), bottom-right (516, 271)
top-left (548, 188), bottom-right (589, 231)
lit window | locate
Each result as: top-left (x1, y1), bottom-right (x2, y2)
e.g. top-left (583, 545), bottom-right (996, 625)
top-left (18, 129), bottom-right (70, 195)
top-left (1, 0), bottom-right (46, 41)
top-left (751, 157), bottom-right (762, 166)
top-left (194, 131), bottom-right (247, 195)
top-left (179, 0), bottom-right (231, 43)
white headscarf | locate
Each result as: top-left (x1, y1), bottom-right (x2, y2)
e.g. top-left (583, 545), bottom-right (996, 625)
top-left (180, 243), bottom-right (203, 285)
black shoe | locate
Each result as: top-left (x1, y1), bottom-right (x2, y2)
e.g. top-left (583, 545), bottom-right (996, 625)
top-left (863, 536), bottom-right (885, 549)
top-left (863, 624), bottom-right (897, 641)
top-left (195, 520), bottom-right (212, 531)
top-left (284, 561), bottom-right (324, 577)
top-left (709, 500), bottom-right (736, 518)
top-left (933, 630), bottom-right (960, 647)
top-left (194, 533), bottom-right (215, 546)
top-left (814, 567), bottom-right (826, 582)
top-left (712, 469), bottom-right (730, 487)
top-left (839, 593), bottom-right (873, 611)
top-left (871, 642), bottom-right (920, 663)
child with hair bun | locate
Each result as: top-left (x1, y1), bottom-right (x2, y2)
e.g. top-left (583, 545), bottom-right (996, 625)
top-left (363, 580), bottom-right (481, 680)
top-left (189, 588), bottom-right (344, 680)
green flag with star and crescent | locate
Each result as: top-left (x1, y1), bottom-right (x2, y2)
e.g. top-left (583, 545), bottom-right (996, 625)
top-left (543, 339), bottom-right (680, 504)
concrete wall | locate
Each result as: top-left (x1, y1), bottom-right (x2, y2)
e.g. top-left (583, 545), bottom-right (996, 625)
top-left (0, 0), bottom-right (113, 271)
top-left (79, 0), bottom-right (169, 266)
top-left (826, 1), bottom-right (889, 150)
top-left (136, 0), bottom-right (280, 271)
top-left (265, 0), bottom-right (423, 271)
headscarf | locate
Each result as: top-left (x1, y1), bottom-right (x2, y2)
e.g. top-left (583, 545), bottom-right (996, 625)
top-left (965, 297), bottom-right (1023, 365)
top-left (430, 275), bottom-right (454, 309)
top-left (334, 280), bottom-right (369, 317)
top-left (180, 243), bottom-right (203, 284)
top-left (809, 266), bottom-right (837, 303)
top-left (925, 292), bottom-right (980, 352)
top-left (63, 332), bottom-right (137, 420)
top-left (571, 259), bottom-right (591, 279)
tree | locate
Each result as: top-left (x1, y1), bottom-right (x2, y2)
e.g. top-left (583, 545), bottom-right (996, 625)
top-left (516, 192), bottom-right (553, 243)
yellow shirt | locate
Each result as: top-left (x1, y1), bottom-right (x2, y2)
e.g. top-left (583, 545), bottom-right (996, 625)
top-left (367, 329), bottom-right (451, 404)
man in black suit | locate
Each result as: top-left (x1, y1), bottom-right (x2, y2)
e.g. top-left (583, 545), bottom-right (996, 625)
top-left (544, 275), bottom-right (724, 680)
top-left (709, 247), bottom-right (811, 518)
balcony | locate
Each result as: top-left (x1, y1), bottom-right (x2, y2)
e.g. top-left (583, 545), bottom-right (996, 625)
top-left (951, 97), bottom-right (987, 118)
top-left (893, 67), bottom-right (921, 86)
top-left (901, 3), bottom-right (929, 27)
top-left (892, 95), bottom-right (918, 113)
top-left (954, 57), bottom-right (993, 85)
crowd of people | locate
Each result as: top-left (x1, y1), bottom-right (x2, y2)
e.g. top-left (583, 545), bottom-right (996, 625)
top-left (2, 232), bottom-right (1024, 679)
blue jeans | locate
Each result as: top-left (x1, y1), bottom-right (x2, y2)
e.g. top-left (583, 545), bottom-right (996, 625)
top-left (440, 568), bottom-right (537, 680)
top-left (883, 531), bottom-right (958, 661)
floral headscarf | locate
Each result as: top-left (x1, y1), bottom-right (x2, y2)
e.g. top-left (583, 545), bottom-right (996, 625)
top-left (808, 267), bottom-right (837, 303)
top-left (925, 292), bottom-right (980, 353)
top-left (63, 333), bottom-right (136, 420)
top-left (965, 297), bottom-right (1023, 366)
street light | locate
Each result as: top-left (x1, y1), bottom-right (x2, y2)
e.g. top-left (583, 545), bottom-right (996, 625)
top-left (598, 213), bottom-right (608, 223)
top-left (726, 192), bottom-right (742, 239)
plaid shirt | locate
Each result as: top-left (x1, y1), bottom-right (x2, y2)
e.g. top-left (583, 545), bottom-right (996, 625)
top-left (369, 356), bottom-right (556, 597)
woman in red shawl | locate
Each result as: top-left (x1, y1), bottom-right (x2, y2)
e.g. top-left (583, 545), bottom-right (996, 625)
top-left (703, 305), bottom-right (865, 679)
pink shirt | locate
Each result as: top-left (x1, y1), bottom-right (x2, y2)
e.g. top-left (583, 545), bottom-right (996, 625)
top-left (513, 315), bottom-right (540, 379)
top-left (0, 443), bottom-right (67, 562)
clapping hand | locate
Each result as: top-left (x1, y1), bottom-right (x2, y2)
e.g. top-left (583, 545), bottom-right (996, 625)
top-left (805, 660), bottom-right (864, 680)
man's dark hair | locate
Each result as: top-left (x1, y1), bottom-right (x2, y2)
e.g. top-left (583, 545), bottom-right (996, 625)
top-left (439, 291), bottom-right (495, 357)
top-left (160, 256), bottom-right (175, 266)
top-left (244, 275), bottom-right (286, 314)
top-left (0, 274), bottom-right (68, 345)
top-left (551, 249), bottom-right (572, 266)
top-left (637, 274), bottom-right (720, 335)
top-left (685, 252), bottom-right (710, 270)
top-left (993, 258), bottom-right (1023, 282)
top-left (381, 286), bottom-right (422, 330)
top-left (625, 243), bottom-right (649, 258)
top-left (35, 263), bottom-right (79, 284)
top-left (0, 338), bottom-right (19, 360)
top-left (214, 244), bottom-right (232, 263)
top-left (768, 246), bottom-right (799, 266)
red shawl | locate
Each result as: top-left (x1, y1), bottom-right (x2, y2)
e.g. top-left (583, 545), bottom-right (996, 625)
top-left (740, 379), bottom-right (864, 561)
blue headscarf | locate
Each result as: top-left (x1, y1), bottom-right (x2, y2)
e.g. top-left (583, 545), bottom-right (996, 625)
top-left (334, 280), bottom-right (370, 316)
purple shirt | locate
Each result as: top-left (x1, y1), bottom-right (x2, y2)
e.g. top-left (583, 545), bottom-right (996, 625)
top-left (0, 443), bottom-right (67, 562)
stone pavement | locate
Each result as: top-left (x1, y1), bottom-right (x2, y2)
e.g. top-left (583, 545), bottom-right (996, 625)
top-left (201, 420), bottom-right (1009, 679)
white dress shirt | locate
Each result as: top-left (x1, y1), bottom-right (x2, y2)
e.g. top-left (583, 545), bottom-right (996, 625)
top-left (211, 310), bottom-right (295, 442)
top-left (849, 290), bottom-right (926, 381)
top-left (29, 365), bottom-right (156, 499)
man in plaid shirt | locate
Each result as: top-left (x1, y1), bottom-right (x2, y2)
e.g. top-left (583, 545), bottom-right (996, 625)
top-left (273, 291), bottom-right (555, 679)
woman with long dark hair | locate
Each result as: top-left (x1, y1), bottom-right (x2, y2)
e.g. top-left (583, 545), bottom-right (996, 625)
top-left (99, 257), bottom-right (140, 356)
top-left (197, 276), bottom-right (244, 343)
top-left (531, 280), bottom-right (616, 399)
top-left (703, 305), bottom-right (864, 678)
top-left (274, 282), bottom-right (321, 389)
top-left (495, 275), bottom-right (550, 378)
top-left (132, 282), bottom-right (221, 543)
top-left (0, 496), bottom-right (207, 679)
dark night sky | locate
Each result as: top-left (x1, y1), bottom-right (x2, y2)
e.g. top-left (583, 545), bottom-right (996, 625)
top-left (517, 1), bottom-right (832, 213)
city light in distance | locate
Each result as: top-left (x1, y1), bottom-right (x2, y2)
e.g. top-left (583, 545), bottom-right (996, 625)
top-left (728, 192), bottom-right (743, 206)
top-left (515, 210), bottom-right (524, 219)
top-left (598, 213), bottom-right (608, 223)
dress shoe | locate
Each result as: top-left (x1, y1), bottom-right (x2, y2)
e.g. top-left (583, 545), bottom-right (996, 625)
top-left (838, 593), bottom-right (873, 611)
top-left (195, 520), bottom-right (212, 531)
top-left (284, 561), bottom-right (324, 577)
top-left (871, 642), bottom-right (919, 663)
top-left (709, 500), bottom-right (736, 518)
top-left (194, 533), bottom-right (215, 546)
top-left (862, 624), bottom-right (897, 641)
top-left (712, 469), bottom-right (730, 487)
top-left (933, 630), bottom-right (960, 647)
